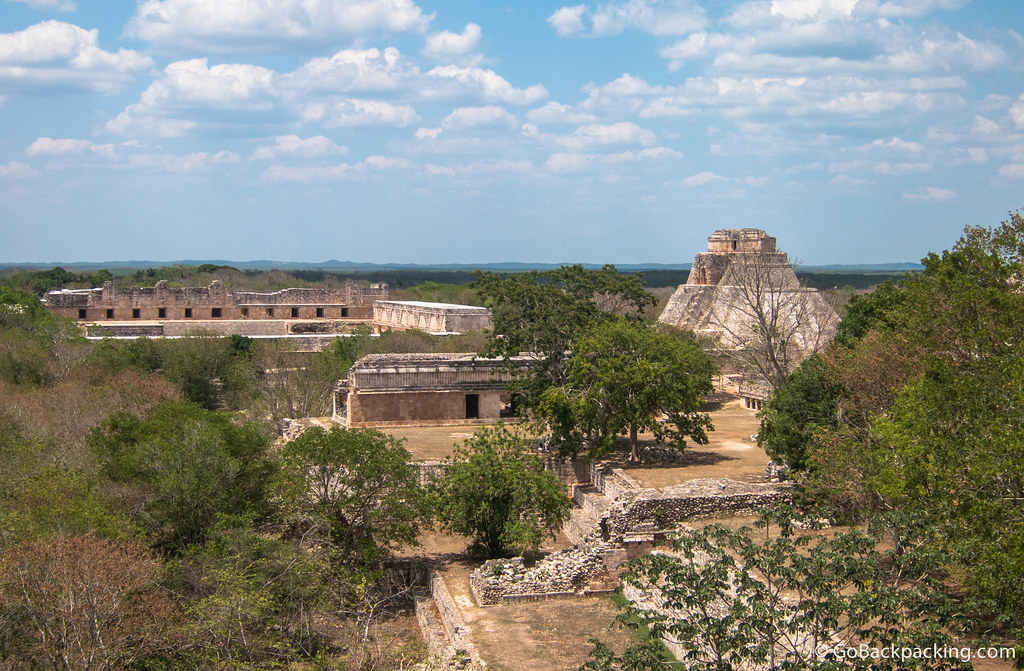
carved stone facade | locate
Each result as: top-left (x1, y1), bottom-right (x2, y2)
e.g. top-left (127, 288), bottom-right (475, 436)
top-left (333, 352), bottom-right (530, 427)
top-left (658, 228), bottom-right (838, 355)
top-left (372, 300), bottom-right (493, 334)
top-left (43, 279), bottom-right (388, 322)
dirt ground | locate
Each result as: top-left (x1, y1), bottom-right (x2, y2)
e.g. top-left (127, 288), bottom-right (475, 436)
top-left (384, 424), bottom-right (526, 462)
top-left (440, 561), bottom-right (636, 671)
top-left (618, 393), bottom-right (769, 488)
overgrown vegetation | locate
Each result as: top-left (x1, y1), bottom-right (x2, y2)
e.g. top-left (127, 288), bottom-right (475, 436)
top-left (1, 219), bottom-right (1020, 667)
top-left (758, 211), bottom-right (1024, 650)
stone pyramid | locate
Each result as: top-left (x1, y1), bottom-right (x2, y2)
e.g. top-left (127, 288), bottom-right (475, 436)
top-left (658, 229), bottom-right (838, 355)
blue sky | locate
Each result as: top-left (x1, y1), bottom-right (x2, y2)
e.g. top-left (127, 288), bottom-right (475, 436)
top-left (1, 0), bottom-right (1022, 265)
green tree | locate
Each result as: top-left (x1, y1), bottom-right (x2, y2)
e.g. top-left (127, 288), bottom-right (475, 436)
top-left (757, 354), bottom-right (841, 472)
top-left (586, 507), bottom-right (973, 671)
top-left (475, 265), bottom-right (657, 409)
top-left (434, 424), bottom-right (571, 557)
top-left (539, 319), bottom-right (717, 460)
top-left (277, 426), bottom-right (427, 566)
top-left (90, 400), bottom-right (275, 553)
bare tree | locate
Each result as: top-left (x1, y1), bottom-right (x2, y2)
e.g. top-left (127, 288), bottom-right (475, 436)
top-left (707, 253), bottom-right (839, 390)
top-left (0, 534), bottom-right (175, 670)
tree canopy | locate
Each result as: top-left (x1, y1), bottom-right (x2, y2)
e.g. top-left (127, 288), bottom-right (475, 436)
top-left (89, 400), bottom-right (275, 554)
top-left (433, 424), bottom-right (571, 558)
top-left (539, 319), bottom-right (717, 460)
top-left (475, 264), bottom-right (657, 408)
top-left (276, 426), bottom-right (427, 567)
top-left (758, 210), bottom-right (1024, 642)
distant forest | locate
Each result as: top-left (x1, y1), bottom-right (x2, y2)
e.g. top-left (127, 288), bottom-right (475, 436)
top-left (0, 263), bottom-right (908, 297)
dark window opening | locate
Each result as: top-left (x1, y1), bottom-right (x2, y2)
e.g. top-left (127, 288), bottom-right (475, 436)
top-left (241, 308), bottom-right (249, 317)
top-left (465, 394), bottom-right (480, 419)
top-left (106, 309), bottom-right (114, 319)
top-left (211, 308), bottom-right (222, 318)
top-left (132, 308), bottom-right (140, 319)
top-left (78, 309), bottom-right (87, 319)
top-left (341, 307), bottom-right (349, 318)
top-left (266, 308), bottom-right (274, 317)
top-left (731, 240), bottom-right (738, 250)
top-left (315, 307), bottom-right (324, 318)
top-left (291, 307), bottom-right (299, 318)
top-left (184, 308), bottom-right (193, 318)
top-left (158, 307), bottom-right (166, 318)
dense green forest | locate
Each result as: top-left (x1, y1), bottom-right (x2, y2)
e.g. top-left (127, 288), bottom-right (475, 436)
top-left (0, 216), bottom-right (1021, 669)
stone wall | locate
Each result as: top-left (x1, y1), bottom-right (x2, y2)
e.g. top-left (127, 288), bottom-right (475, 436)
top-left (469, 541), bottom-right (618, 606)
top-left (373, 301), bottom-right (493, 333)
top-left (605, 479), bottom-right (793, 536)
top-left (44, 280), bottom-right (385, 322)
top-left (428, 572), bottom-right (487, 669)
top-left (345, 390), bottom-right (505, 427)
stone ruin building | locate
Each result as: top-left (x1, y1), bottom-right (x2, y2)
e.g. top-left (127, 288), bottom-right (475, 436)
top-left (333, 353), bottom-right (531, 427)
top-left (43, 279), bottom-right (388, 323)
top-left (658, 228), bottom-right (838, 390)
top-left (372, 300), bottom-right (493, 334)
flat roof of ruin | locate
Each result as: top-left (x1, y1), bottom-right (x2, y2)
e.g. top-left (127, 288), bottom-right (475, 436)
top-left (352, 352), bottom-right (531, 367)
top-left (374, 300), bottom-right (490, 310)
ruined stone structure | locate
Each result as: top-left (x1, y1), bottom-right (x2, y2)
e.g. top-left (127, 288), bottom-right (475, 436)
top-left (372, 300), bottom-right (493, 334)
top-left (43, 279), bottom-right (388, 322)
top-left (659, 228), bottom-right (838, 362)
top-left (333, 353), bottom-right (530, 427)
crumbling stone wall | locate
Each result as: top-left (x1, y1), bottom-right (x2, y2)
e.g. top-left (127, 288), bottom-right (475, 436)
top-left (469, 540), bottom-right (617, 606)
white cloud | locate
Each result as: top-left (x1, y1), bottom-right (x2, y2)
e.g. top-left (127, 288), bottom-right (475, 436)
top-left (285, 47), bottom-right (414, 93)
top-left (548, 5), bottom-right (587, 36)
top-left (548, 0), bottom-right (707, 38)
top-left (998, 164), bottom-right (1024, 180)
top-left (321, 99), bottom-right (419, 127)
top-left (829, 174), bottom-right (870, 188)
top-left (902, 186), bottom-right (956, 200)
top-left (423, 23), bottom-right (482, 64)
top-left (1010, 96), bottom-right (1024, 130)
top-left (859, 137), bottom-right (924, 153)
top-left (441, 106), bottom-right (517, 130)
top-left (262, 163), bottom-right (357, 182)
top-left (415, 127), bottom-right (442, 140)
top-left (873, 161), bottom-right (931, 174)
top-left (106, 58), bottom-right (278, 136)
top-left (127, 0), bottom-right (432, 52)
top-left (770, 0), bottom-right (858, 21)
top-left (867, 0), bottom-right (969, 19)
top-left (526, 101), bottom-right (600, 124)
top-left (425, 164), bottom-right (455, 176)
top-left (252, 135), bottom-right (347, 160)
top-left (681, 170), bottom-right (727, 186)
top-left (0, 21), bottom-right (151, 95)
top-left (556, 122), bottom-right (656, 150)
top-left (425, 65), bottom-right (548, 105)
top-left (25, 137), bottom-right (115, 157)
top-left (545, 152), bottom-right (598, 172)
top-left (0, 161), bottom-right (35, 178)
top-left (605, 147), bottom-right (683, 162)
top-left (7, 0), bottom-right (76, 11)
top-left (973, 115), bottom-right (999, 134)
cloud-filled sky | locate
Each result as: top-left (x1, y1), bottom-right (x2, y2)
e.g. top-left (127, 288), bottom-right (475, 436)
top-left (1, 0), bottom-right (1022, 264)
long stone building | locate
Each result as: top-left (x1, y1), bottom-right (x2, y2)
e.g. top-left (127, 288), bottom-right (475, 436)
top-left (43, 279), bottom-right (388, 322)
top-left (333, 353), bottom-right (530, 427)
top-left (373, 300), bottom-right (493, 334)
